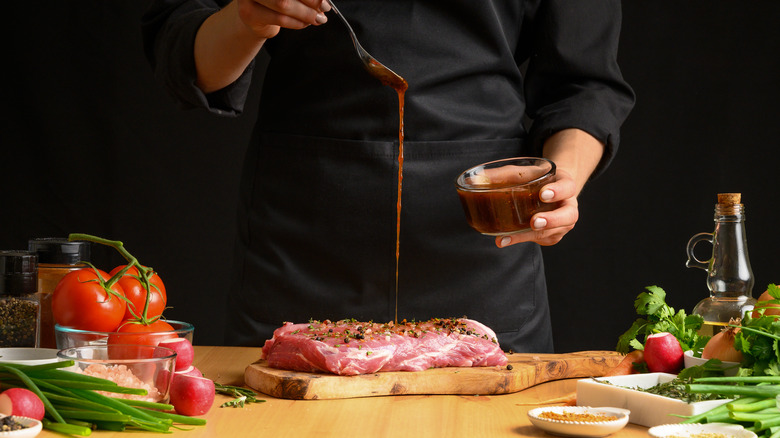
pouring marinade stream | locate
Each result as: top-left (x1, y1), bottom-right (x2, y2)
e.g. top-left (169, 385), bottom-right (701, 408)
top-left (393, 82), bottom-right (407, 324)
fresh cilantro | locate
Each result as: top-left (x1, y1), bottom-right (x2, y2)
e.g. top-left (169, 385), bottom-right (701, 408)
top-left (616, 285), bottom-right (708, 354)
top-left (732, 286), bottom-right (780, 376)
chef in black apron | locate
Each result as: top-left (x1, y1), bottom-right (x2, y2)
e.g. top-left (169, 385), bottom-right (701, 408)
top-left (143, 0), bottom-right (634, 353)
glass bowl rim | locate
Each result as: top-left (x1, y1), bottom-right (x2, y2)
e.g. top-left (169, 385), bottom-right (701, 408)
top-left (455, 157), bottom-right (556, 191)
top-left (54, 320), bottom-right (194, 336)
top-left (57, 344), bottom-right (178, 362)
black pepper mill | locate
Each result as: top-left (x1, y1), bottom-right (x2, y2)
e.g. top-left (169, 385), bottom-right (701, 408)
top-left (686, 193), bottom-right (756, 337)
top-left (0, 250), bottom-right (40, 347)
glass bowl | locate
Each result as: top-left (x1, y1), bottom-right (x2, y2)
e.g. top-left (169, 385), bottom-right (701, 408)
top-left (455, 157), bottom-right (557, 236)
top-left (57, 345), bottom-right (177, 403)
top-left (55, 320), bottom-right (194, 349)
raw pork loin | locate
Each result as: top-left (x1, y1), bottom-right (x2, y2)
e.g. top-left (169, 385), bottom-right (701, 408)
top-left (261, 318), bottom-right (508, 375)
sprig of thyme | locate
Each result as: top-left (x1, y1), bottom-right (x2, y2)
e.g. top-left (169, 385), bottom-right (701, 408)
top-left (214, 383), bottom-right (266, 408)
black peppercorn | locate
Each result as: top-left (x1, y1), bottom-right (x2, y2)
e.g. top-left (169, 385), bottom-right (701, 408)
top-left (0, 251), bottom-right (40, 348)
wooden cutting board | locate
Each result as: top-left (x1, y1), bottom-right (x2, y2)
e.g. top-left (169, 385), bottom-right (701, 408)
top-left (244, 350), bottom-right (623, 400)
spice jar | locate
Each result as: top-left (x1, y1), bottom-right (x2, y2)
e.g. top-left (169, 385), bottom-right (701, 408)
top-left (28, 237), bottom-right (91, 348)
top-left (686, 193), bottom-right (756, 336)
top-left (0, 250), bottom-right (40, 347)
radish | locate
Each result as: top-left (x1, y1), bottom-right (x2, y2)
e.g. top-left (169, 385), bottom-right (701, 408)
top-left (0, 388), bottom-right (45, 421)
top-left (159, 338), bottom-right (195, 371)
top-left (176, 365), bottom-right (203, 377)
top-left (169, 373), bottom-right (215, 416)
top-left (643, 332), bottom-right (684, 374)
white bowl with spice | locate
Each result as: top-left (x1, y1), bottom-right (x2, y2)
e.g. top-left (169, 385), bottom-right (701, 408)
top-left (648, 423), bottom-right (757, 438)
top-left (0, 415), bottom-right (43, 437)
top-left (527, 406), bottom-right (630, 437)
top-left (0, 348), bottom-right (60, 366)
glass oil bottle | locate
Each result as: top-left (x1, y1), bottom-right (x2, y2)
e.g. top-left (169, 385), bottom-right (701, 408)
top-left (686, 193), bottom-right (756, 337)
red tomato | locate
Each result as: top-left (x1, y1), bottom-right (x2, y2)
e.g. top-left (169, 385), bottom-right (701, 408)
top-left (108, 319), bottom-right (177, 346)
top-left (109, 265), bottom-right (167, 321)
top-left (52, 268), bottom-right (127, 332)
top-left (107, 319), bottom-right (178, 359)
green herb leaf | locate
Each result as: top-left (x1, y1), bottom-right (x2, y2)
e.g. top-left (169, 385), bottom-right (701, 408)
top-left (616, 285), bottom-right (707, 354)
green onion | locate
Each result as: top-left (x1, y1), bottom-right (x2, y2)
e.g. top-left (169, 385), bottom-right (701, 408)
top-left (140, 408), bottom-right (208, 426)
top-left (680, 376), bottom-right (780, 437)
top-left (687, 384), bottom-right (780, 398)
top-left (40, 419), bottom-right (93, 436)
top-left (0, 360), bottom-right (208, 433)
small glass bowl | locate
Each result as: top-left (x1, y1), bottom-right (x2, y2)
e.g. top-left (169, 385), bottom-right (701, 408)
top-left (55, 320), bottom-right (194, 349)
top-left (57, 345), bottom-right (177, 403)
top-left (455, 157), bottom-right (557, 236)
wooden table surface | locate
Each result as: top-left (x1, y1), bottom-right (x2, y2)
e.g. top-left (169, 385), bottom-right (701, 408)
top-left (36, 346), bottom-right (650, 437)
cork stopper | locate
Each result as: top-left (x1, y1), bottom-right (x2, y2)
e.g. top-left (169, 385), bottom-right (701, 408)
top-left (716, 193), bottom-right (743, 216)
top-left (718, 193), bottom-right (741, 205)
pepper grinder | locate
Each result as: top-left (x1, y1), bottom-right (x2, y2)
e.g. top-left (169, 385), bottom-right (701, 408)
top-left (686, 193), bottom-right (756, 336)
top-left (0, 250), bottom-right (40, 347)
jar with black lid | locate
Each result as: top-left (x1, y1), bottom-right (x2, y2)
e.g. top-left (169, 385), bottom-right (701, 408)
top-left (28, 238), bottom-right (91, 348)
top-left (0, 250), bottom-right (40, 347)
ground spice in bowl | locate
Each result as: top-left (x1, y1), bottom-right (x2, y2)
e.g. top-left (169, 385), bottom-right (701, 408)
top-left (537, 411), bottom-right (619, 422)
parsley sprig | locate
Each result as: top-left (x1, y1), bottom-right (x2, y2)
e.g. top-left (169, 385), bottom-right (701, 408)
top-left (616, 285), bottom-right (709, 354)
top-left (733, 283), bottom-right (780, 376)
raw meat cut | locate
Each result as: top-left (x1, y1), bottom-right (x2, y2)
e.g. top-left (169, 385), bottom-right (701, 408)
top-left (261, 318), bottom-right (508, 375)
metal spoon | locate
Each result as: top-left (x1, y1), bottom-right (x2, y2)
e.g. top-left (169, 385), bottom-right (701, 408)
top-left (326, 0), bottom-right (407, 90)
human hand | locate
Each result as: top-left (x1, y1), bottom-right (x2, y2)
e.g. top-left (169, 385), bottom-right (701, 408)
top-left (494, 167), bottom-right (579, 248)
top-left (236, 0), bottom-right (331, 39)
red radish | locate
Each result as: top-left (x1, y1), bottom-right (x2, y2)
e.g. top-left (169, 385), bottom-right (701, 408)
top-left (169, 373), bottom-right (215, 416)
top-left (155, 368), bottom-right (175, 393)
top-left (0, 388), bottom-right (45, 420)
top-left (159, 337), bottom-right (195, 371)
top-left (176, 365), bottom-right (203, 377)
top-left (643, 332), bottom-right (684, 374)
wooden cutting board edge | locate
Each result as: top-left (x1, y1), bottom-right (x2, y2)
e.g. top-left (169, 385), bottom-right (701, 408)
top-left (244, 350), bottom-right (624, 400)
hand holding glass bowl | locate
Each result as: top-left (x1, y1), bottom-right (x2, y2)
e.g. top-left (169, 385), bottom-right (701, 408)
top-left (455, 157), bottom-right (558, 236)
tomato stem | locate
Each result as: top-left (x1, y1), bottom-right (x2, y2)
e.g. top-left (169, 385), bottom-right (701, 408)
top-left (68, 233), bottom-right (159, 324)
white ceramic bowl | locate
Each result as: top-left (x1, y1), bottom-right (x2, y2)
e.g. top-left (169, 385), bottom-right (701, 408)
top-left (0, 415), bottom-right (43, 437)
top-left (649, 422), bottom-right (757, 438)
top-left (576, 373), bottom-right (731, 427)
top-left (527, 406), bottom-right (630, 437)
top-left (0, 348), bottom-right (60, 365)
top-left (683, 350), bottom-right (740, 376)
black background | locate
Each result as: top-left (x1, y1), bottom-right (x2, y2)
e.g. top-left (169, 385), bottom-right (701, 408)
top-left (4, 1), bottom-right (778, 351)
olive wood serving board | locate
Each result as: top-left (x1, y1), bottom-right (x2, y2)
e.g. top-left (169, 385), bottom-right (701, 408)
top-left (244, 350), bottom-right (623, 400)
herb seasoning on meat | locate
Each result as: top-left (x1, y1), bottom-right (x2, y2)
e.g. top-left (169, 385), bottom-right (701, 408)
top-left (262, 317), bottom-right (507, 375)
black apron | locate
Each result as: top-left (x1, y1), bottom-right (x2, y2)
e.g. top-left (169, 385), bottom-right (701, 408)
top-left (225, 0), bottom-right (553, 353)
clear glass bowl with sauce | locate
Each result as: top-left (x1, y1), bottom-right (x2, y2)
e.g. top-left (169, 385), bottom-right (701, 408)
top-left (455, 157), bottom-right (557, 236)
